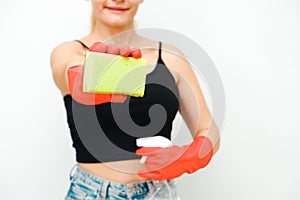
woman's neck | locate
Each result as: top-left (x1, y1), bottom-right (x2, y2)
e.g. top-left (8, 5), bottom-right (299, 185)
top-left (89, 22), bottom-right (139, 46)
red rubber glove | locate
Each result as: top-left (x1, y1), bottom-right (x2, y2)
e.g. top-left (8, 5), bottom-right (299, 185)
top-left (89, 42), bottom-right (141, 58)
top-left (136, 136), bottom-right (214, 181)
top-left (68, 42), bottom-right (142, 105)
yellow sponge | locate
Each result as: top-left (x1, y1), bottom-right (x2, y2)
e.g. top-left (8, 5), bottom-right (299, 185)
top-left (83, 51), bottom-right (148, 97)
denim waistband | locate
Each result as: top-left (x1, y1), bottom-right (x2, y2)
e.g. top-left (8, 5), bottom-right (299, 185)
top-left (68, 164), bottom-right (170, 199)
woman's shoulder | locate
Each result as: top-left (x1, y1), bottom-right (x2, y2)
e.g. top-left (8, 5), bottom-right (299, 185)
top-left (137, 38), bottom-right (189, 84)
top-left (160, 42), bottom-right (187, 65)
top-left (160, 42), bottom-right (192, 83)
top-left (51, 40), bottom-right (77, 53)
top-left (51, 40), bottom-right (85, 62)
top-left (50, 40), bottom-right (87, 96)
top-left (50, 40), bottom-right (87, 72)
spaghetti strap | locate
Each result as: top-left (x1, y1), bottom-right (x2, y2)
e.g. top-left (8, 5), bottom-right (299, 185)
top-left (74, 40), bottom-right (89, 49)
top-left (158, 41), bottom-right (162, 57)
top-left (157, 41), bottom-right (164, 64)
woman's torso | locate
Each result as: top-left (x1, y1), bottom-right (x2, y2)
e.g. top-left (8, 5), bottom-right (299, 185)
top-left (62, 37), bottom-right (179, 184)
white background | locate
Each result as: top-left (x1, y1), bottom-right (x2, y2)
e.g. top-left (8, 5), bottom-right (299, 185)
top-left (0, 0), bottom-right (299, 199)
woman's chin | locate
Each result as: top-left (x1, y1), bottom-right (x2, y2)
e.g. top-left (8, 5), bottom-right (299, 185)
top-left (105, 20), bottom-right (133, 28)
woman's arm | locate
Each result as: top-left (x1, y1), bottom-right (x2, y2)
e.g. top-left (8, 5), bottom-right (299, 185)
top-left (50, 41), bottom-right (85, 96)
top-left (134, 43), bottom-right (221, 181)
top-left (161, 44), bottom-right (221, 154)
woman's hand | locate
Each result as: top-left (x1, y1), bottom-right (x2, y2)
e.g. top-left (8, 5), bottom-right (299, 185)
top-left (88, 42), bottom-right (142, 58)
top-left (136, 136), bottom-right (214, 181)
top-left (67, 42), bottom-right (143, 105)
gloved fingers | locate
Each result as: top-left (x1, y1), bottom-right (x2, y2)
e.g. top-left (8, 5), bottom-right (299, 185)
top-left (138, 170), bottom-right (163, 180)
top-left (106, 44), bottom-right (120, 54)
top-left (89, 42), bottom-right (120, 55)
top-left (136, 147), bottom-right (162, 156)
top-left (144, 158), bottom-right (166, 171)
top-left (89, 42), bottom-right (107, 53)
top-left (130, 48), bottom-right (142, 58)
top-left (144, 155), bottom-right (183, 171)
top-left (88, 42), bottom-right (142, 58)
top-left (138, 159), bottom-right (188, 180)
top-left (119, 45), bottom-right (131, 57)
top-left (138, 169), bottom-right (182, 181)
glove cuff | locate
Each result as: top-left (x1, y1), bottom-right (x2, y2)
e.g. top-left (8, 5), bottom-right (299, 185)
top-left (185, 136), bottom-right (214, 173)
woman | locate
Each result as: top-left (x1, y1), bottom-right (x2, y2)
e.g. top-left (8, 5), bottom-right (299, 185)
top-left (50, 0), bottom-right (220, 199)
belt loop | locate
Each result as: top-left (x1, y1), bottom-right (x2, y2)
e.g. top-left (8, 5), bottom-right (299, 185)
top-left (100, 180), bottom-right (109, 199)
top-left (147, 180), bottom-right (155, 196)
top-left (69, 163), bottom-right (78, 181)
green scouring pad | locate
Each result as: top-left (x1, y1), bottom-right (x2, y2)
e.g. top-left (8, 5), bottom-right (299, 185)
top-left (83, 51), bottom-right (148, 97)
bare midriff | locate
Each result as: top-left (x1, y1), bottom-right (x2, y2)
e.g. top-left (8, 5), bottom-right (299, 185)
top-left (78, 159), bottom-right (150, 184)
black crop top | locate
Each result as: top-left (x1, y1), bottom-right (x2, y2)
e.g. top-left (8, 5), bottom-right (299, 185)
top-left (63, 41), bottom-right (180, 163)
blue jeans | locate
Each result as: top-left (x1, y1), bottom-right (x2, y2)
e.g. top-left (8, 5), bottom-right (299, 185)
top-left (65, 164), bottom-right (179, 200)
